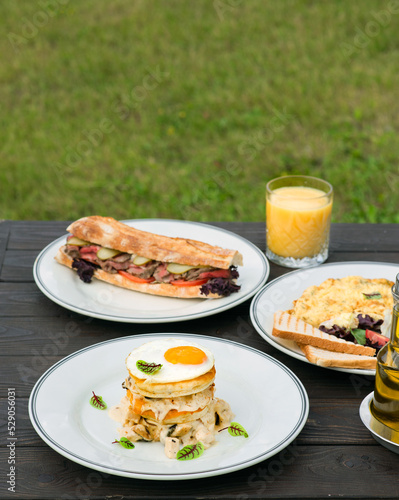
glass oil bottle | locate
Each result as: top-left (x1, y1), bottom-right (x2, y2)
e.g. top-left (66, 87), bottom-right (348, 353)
top-left (370, 274), bottom-right (399, 443)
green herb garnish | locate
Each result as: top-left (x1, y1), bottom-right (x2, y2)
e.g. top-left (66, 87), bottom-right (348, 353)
top-left (176, 442), bottom-right (204, 461)
top-left (90, 391), bottom-right (107, 410)
top-left (350, 329), bottom-right (367, 345)
top-left (112, 437), bottom-right (135, 449)
top-left (363, 292), bottom-right (382, 300)
top-left (136, 360), bottom-right (163, 375)
top-left (219, 422), bottom-right (249, 438)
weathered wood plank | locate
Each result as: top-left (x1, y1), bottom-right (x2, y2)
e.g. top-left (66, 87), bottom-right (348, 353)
top-left (327, 251), bottom-right (399, 264)
top-left (0, 221), bottom-right (10, 279)
top-left (0, 283), bottom-right (62, 317)
top-left (1, 445), bottom-right (398, 499)
top-left (0, 250), bottom-right (38, 282)
top-left (329, 223), bottom-right (399, 252)
top-left (7, 221), bottom-right (69, 250)
top-left (6, 222), bottom-right (399, 253)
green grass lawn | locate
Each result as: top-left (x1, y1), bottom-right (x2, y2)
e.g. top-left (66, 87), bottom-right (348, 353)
top-left (1, 0), bottom-right (399, 222)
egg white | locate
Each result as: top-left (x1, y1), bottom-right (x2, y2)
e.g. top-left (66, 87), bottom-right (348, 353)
top-left (126, 338), bottom-right (215, 383)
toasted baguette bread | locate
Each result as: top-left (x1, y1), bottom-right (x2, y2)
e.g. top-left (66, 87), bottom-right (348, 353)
top-left (67, 216), bottom-right (243, 269)
top-left (299, 344), bottom-right (377, 369)
top-left (273, 311), bottom-right (375, 357)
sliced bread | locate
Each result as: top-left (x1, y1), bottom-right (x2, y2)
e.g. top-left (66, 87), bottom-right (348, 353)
top-left (299, 344), bottom-right (377, 370)
top-left (273, 311), bottom-right (375, 357)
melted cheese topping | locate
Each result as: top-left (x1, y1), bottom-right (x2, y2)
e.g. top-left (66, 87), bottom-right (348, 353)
top-left (109, 395), bottom-right (233, 451)
top-left (291, 276), bottom-right (394, 327)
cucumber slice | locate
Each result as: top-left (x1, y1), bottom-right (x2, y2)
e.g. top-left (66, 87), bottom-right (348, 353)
top-left (133, 255), bottom-right (152, 266)
top-left (97, 247), bottom-right (121, 260)
top-left (67, 236), bottom-right (89, 246)
top-left (166, 263), bottom-right (197, 274)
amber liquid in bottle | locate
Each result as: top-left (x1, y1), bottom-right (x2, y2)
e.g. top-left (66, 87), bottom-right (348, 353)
top-left (371, 304), bottom-right (399, 433)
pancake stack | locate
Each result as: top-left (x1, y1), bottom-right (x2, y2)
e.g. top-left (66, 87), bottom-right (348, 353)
top-left (109, 338), bottom-right (233, 458)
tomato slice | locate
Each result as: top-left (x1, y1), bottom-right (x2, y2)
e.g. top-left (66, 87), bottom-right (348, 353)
top-left (118, 270), bottom-right (155, 283)
top-left (171, 279), bottom-right (208, 287)
top-left (365, 329), bottom-right (389, 348)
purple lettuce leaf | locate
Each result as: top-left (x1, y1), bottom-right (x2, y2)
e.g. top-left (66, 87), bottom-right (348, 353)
top-left (200, 278), bottom-right (240, 297)
top-left (319, 324), bottom-right (347, 338)
top-left (319, 316), bottom-right (385, 354)
top-left (357, 314), bottom-right (383, 332)
top-left (72, 259), bottom-right (97, 283)
top-left (319, 324), bottom-right (356, 343)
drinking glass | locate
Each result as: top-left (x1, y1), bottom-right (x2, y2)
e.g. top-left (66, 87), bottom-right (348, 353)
top-left (266, 175), bottom-right (333, 268)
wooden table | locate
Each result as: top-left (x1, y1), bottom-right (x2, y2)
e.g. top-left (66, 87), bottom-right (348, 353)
top-left (1, 221), bottom-right (399, 499)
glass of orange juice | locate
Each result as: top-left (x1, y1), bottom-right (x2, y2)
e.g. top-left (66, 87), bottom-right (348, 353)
top-left (266, 175), bottom-right (333, 268)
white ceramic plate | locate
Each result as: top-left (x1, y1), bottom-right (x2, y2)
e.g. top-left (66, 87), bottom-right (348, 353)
top-left (359, 392), bottom-right (399, 454)
top-left (29, 333), bottom-right (309, 481)
top-left (250, 261), bottom-right (399, 376)
top-left (33, 219), bottom-right (269, 323)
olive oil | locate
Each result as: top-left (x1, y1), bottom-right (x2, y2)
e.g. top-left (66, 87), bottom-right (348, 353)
top-left (370, 295), bottom-right (399, 439)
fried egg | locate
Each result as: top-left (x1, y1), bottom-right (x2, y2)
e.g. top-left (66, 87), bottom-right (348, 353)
top-left (126, 338), bottom-right (215, 383)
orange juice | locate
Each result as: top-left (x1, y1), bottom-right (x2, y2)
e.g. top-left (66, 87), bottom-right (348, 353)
top-left (266, 186), bottom-right (332, 259)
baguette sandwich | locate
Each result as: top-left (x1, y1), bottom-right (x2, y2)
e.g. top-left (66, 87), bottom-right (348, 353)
top-left (55, 216), bottom-right (243, 299)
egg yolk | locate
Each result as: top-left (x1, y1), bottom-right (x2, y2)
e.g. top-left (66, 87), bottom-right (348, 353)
top-left (164, 346), bottom-right (207, 365)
